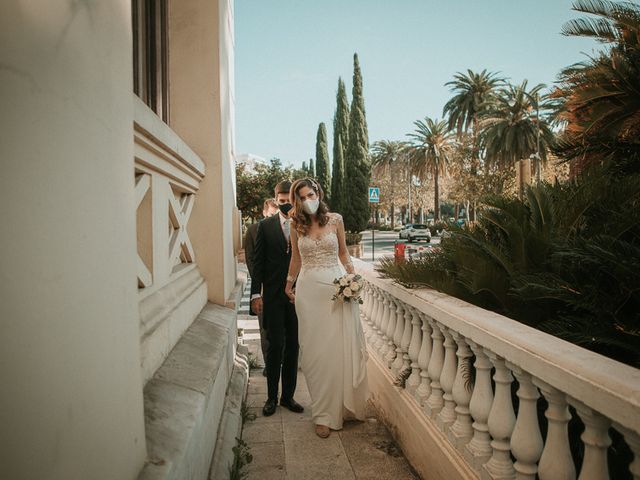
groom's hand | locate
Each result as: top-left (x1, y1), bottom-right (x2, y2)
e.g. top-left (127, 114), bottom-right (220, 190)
top-left (285, 289), bottom-right (295, 304)
top-left (251, 297), bottom-right (263, 315)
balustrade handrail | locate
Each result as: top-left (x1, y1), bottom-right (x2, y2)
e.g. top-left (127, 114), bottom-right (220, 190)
top-left (355, 259), bottom-right (640, 435)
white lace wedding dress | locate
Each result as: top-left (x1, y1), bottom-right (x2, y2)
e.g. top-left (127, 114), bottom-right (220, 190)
top-left (294, 214), bottom-right (368, 430)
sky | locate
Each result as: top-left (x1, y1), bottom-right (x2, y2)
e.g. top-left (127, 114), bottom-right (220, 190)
top-left (235, 0), bottom-right (599, 168)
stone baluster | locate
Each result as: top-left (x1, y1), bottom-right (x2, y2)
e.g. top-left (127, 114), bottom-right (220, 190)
top-left (384, 297), bottom-right (398, 367)
top-left (415, 312), bottom-right (432, 406)
top-left (425, 319), bottom-right (445, 418)
top-left (399, 305), bottom-right (414, 381)
top-left (362, 284), bottom-right (372, 320)
top-left (534, 379), bottom-right (576, 480)
top-left (465, 340), bottom-right (493, 471)
top-left (436, 326), bottom-right (458, 431)
top-left (508, 365), bottom-right (543, 480)
top-left (370, 291), bottom-right (383, 353)
top-left (483, 351), bottom-right (516, 480)
top-left (570, 399), bottom-right (610, 480)
top-left (366, 287), bottom-right (380, 345)
top-left (376, 293), bottom-right (391, 357)
top-left (359, 284), bottom-right (371, 336)
top-left (449, 332), bottom-right (473, 449)
top-left (391, 300), bottom-right (406, 376)
top-left (615, 425), bottom-right (640, 480)
top-left (406, 306), bottom-right (423, 395)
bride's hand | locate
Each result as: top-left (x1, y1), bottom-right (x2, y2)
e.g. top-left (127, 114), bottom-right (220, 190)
top-left (285, 288), bottom-right (295, 304)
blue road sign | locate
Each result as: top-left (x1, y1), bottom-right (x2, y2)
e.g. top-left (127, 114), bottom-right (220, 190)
top-left (368, 187), bottom-right (380, 203)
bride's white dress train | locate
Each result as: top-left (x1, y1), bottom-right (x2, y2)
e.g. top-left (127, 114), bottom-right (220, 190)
top-left (294, 214), bottom-right (368, 430)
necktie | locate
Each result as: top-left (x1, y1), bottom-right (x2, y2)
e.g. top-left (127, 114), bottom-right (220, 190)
top-left (283, 219), bottom-right (291, 242)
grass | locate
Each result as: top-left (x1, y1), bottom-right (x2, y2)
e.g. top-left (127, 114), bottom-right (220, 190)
top-left (229, 437), bottom-right (253, 480)
top-left (241, 400), bottom-right (256, 424)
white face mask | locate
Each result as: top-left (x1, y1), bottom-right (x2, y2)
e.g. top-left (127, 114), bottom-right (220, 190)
top-left (302, 198), bottom-right (320, 215)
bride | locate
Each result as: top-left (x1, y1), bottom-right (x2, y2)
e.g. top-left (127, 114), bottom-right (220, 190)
top-left (284, 178), bottom-right (368, 438)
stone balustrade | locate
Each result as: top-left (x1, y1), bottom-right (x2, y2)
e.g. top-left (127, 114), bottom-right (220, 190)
top-left (355, 259), bottom-right (640, 480)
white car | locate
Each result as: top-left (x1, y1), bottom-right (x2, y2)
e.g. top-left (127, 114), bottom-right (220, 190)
top-left (399, 223), bottom-right (432, 243)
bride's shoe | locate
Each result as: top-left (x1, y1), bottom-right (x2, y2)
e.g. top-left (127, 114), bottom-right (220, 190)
top-left (315, 425), bottom-right (330, 438)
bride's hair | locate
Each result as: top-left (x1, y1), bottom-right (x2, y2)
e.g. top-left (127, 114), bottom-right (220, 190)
top-left (290, 178), bottom-right (330, 235)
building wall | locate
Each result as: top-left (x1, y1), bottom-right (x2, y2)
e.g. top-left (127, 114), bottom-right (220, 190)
top-left (0, 1), bottom-right (147, 479)
top-left (169, 0), bottom-right (238, 305)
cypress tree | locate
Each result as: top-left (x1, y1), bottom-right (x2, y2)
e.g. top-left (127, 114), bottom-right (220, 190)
top-left (301, 160), bottom-right (308, 173)
top-left (332, 136), bottom-right (345, 214)
top-left (315, 122), bottom-right (331, 200)
top-left (308, 158), bottom-right (315, 178)
top-left (343, 53), bottom-right (371, 233)
top-left (331, 77), bottom-right (349, 213)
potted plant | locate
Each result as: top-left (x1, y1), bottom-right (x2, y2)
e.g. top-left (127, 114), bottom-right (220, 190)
top-left (345, 232), bottom-right (363, 258)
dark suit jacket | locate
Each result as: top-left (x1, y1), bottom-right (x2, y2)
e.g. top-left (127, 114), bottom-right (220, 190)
top-left (250, 214), bottom-right (292, 317)
top-left (243, 222), bottom-right (259, 278)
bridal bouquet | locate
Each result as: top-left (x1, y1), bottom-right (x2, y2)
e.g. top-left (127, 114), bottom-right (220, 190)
top-left (332, 273), bottom-right (364, 304)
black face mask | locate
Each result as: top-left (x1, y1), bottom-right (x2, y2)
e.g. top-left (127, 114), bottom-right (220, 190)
top-left (278, 203), bottom-right (293, 215)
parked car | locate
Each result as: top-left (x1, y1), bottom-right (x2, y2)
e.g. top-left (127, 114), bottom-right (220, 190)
top-left (398, 223), bottom-right (432, 243)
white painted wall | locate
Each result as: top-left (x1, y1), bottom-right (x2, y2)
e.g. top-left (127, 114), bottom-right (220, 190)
top-left (0, 2), bottom-right (147, 479)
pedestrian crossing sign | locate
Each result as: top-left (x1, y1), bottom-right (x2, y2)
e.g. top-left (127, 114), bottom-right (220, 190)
top-left (368, 187), bottom-right (380, 203)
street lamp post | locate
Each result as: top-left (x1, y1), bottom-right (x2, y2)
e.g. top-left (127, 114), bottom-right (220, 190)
top-left (534, 94), bottom-right (542, 183)
top-left (407, 169), bottom-right (412, 224)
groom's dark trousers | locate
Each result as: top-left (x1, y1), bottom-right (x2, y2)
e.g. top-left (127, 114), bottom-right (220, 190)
top-left (250, 213), bottom-right (299, 402)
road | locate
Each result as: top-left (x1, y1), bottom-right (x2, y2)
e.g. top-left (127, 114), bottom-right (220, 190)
top-left (359, 230), bottom-right (440, 264)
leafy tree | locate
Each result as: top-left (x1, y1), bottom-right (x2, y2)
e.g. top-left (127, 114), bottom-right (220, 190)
top-left (406, 118), bottom-right (455, 221)
top-left (555, 0), bottom-right (640, 175)
top-left (443, 69), bottom-right (503, 171)
top-left (236, 158), bottom-right (297, 221)
top-left (480, 81), bottom-right (556, 197)
top-left (343, 53), bottom-right (371, 233)
top-left (315, 122), bottom-right (331, 199)
top-left (443, 69), bottom-right (503, 220)
top-left (371, 140), bottom-right (408, 228)
top-left (332, 77), bottom-right (350, 212)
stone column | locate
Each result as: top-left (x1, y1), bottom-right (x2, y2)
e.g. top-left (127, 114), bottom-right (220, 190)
top-left (169, 0), bottom-right (237, 304)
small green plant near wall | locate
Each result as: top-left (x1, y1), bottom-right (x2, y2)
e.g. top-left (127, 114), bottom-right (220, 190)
top-left (345, 232), bottom-right (363, 246)
top-left (229, 437), bottom-right (253, 480)
top-left (246, 352), bottom-right (260, 370)
top-left (240, 400), bottom-right (256, 424)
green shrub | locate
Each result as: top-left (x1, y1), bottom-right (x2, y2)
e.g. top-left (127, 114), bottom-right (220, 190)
top-left (345, 232), bottom-right (363, 245)
top-left (378, 176), bottom-right (640, 368)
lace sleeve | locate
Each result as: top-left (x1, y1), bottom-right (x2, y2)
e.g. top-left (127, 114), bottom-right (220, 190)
top-left (329, 213), bottom-right (342, 227)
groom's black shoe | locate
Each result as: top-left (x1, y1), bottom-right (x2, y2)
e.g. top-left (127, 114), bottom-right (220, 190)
top-left (280, 398), bottom-right (304, 413)
top-left (263, 398), bottom-right (277, 417)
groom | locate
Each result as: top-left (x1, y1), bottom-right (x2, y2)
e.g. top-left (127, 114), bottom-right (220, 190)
top-left (250, 180), bottom-right (304, 416)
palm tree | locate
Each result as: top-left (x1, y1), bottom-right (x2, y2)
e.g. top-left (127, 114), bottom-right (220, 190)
top-left (406, 118), bottom-right (455, 221)
top-left (443, 69), bottom-right (504, 170)
top-left (480, 81), bottom-right (555, 197)
top-left (371, 140), bottom-right (408, 228)
top-left (443, 69), bottom-right (503, 220)
top-left (556, 0), bottom-right (640, 174)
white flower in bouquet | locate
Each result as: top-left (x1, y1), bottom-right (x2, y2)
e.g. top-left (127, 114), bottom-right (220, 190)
top-left (346, 273), bottom-right (356, 282)
top-left (350, 281), bottom-right (361, 292)
top-left (343, 287), bottom-right (353, 298)
top-left (339, 277), bottom-right (349, 287)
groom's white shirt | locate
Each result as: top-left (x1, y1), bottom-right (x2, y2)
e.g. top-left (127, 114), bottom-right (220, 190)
top-left (250, 212), bottom-right (290, 301)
